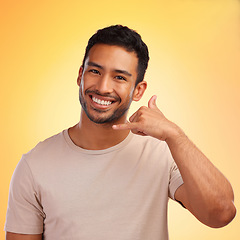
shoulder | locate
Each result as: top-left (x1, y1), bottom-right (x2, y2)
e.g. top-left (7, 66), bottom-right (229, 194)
top-left (130, 133), bottom-right (170, 153)
top-left (23, 130), bottom-right (67, 164)
top-left (34, 130), bottom-right (65, 150)
top-left (128, 133), bottom-right (174, 164)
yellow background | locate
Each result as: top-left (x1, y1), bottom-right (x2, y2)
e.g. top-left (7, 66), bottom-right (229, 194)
top-left (1, 0), bottom-right (239, 239)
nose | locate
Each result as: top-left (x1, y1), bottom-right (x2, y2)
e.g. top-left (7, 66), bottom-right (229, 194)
top-left (95, 74), bottom-right (113, 94)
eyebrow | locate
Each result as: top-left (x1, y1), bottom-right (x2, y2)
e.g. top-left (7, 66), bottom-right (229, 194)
top-left (87, 62), bottom-right (103, 69)
top-left (114, 69), bottom-right (132, 77)
top-left (87, 61), bottom-right (132, 77)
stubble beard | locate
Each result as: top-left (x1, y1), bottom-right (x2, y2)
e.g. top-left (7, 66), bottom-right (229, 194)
top-left (79, 89), bottom-right (132, 124)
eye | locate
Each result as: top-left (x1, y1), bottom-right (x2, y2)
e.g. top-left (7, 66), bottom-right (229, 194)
top-left (115, 75), bottom-right (126, 81)
top-left (89, 69), bottom-right (100, 74)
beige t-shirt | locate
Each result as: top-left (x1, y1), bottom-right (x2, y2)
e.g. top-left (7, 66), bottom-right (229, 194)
top-left (5, 130), bottom-right (184, 240)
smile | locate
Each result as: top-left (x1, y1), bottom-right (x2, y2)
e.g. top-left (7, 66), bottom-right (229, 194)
top-left (92, 96), bottom-right (112, 106)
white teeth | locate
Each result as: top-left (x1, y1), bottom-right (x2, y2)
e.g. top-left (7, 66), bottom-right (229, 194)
top-left (92, 97), bottom-right (112, 106)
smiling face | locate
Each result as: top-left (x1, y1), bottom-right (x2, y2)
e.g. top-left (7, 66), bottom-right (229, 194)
top-left (78, 44), bottom-right (146, 125)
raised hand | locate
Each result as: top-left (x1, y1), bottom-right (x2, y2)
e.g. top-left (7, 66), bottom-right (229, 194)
top-left (114, 95), bottom-right (236, 228)
top-left (112, 95), bottom-right (180, 142)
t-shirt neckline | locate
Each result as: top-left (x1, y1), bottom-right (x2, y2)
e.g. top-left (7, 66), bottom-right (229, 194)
top-left (63, 129), bottom-right (133, 155)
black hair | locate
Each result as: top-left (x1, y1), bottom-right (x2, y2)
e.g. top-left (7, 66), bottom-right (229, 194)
top-left (82, 25), bottom-right (149, 86)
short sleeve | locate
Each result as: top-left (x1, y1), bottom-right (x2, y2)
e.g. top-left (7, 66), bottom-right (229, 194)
top-left (4, 156), bottom-right (45, 234)
top-left (168, 161), bottom-right (184, 200)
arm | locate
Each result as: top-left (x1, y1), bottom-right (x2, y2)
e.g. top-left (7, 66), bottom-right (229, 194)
top-left (6, 232), bottom-right (42, 240)
top-left (5, 158), bottom-right (45, 238)
top-left (113, 95), bottom-right (236, 228)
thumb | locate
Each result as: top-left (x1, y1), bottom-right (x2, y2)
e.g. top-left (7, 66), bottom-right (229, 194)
top-left (148, 95), bottom-right (158, 109)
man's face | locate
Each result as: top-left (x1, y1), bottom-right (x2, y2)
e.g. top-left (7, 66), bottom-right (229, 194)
top-left (78, 44), bottom-right (141, 124)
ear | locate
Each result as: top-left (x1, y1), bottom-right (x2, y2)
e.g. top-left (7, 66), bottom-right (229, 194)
top-left (77, 66), bottom-right (83, 86)
top-left (132, 81), bottom-right (147, 101)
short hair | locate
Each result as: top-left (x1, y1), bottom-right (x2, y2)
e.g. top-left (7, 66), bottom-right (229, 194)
top-left (82, 25), bottom-right (149, 86)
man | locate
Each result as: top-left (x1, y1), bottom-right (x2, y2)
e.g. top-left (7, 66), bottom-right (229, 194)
top-left (5, 25), bottom-right (236, 240)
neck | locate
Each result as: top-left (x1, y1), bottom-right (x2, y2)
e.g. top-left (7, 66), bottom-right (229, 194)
top-left (68, 111), bottom-right (130, 150)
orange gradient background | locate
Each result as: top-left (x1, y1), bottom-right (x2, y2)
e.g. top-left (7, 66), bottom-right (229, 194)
top-left (1, 0), bottom-right (239, 239)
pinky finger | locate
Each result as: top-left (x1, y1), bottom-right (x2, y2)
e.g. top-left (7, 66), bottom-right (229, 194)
top-left (129, 111), bottom-right (139, 122)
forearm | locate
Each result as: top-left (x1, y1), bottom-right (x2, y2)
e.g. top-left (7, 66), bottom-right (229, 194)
top-left (166, 126), bottom-right (236, 227)
top-left (6, 232), bottom-right (43, 240)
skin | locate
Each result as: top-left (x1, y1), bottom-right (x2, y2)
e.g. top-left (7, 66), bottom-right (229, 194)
top-left (6, 233), bottom-right (42, 240)
top-left (7, 44), bottom-right (236, 239)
